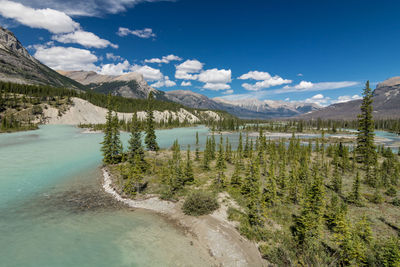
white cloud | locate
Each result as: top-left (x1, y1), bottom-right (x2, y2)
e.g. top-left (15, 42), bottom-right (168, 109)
top-left (198, 68), bottom-right (231, 84)
top-left (130, 65), bottom-right (163, 81)
top-left (13, 0), bottom-right (173, 17)
top-left (334, 94), bottom-right (362, 104)
top-left (303, 93), bottom-right (362, 107)
top-left (297, 73), bottom-right (303, 77)
top-left (99, 60), bottom-right (130, 75)
top-left (238, 71), bottom-right (271, 81)
top-left (222, 89), bottom-right (234, 95)
top-left (52, 30), bottom-right (117, 48)
top-left (106, 53), bottom-right (123, 61)
top-left (239, 70), bottom-right (292, 91)
top-left (117, 27), bottom-right (155, 39)
top-left (181, 81), bottom-right (192, 86)
top-left (151, 76), bottom-right (176, 88)
top-left (0, 0), bottom-right (79, 33)
top-left (275, 81), bottom-right (359, 94)
top-left (175, 59), bottom-right (204, 80)
top-left (34, 46), bottom-right (99, 71)
top-left (203, 83), bottom-right (231, 91)
top-left (145, 54), bottom-right (182, 64)
top-left (242, 76), bottom-right (292, 91)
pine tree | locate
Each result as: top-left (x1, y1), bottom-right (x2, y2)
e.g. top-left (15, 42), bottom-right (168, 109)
top-left (100, 95), bottom-right (115, 164)
top-left (195, 131), bottom-right (200, 161)
top-left (184, 145), bottom-right (194, 184)
top-left (215, 136), bottom-right (226, 189)
top-left (230, 158), bottom-right (242, 187)
top-left (293, 164), bottom-right (325, 245)
top-left (128, 113), bottom-right (144, 164)
top-left (124, 154), bottom-right (144, 196)
top-left (348, 171), bottom-right (362, 206)
top-left (356, 81), bottom-right (376, 168)
top-left (110, 113), bottom-right (123, 163)
top-left (202, 137), bottom-right (210, 170)
top-left (144, 92), bottom-right (159, 151)
top-left (332, 163), bottom-right (342, 194)
top-left (237, 132), bottom-right (243, 157)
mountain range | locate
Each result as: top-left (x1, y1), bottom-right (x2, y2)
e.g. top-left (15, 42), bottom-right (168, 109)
top-left (0, 26), bottom-right (85, 90)
top-left (300, 77), bottom-right (400, 120)
top-left (1, 25), bottom-right (399, 120)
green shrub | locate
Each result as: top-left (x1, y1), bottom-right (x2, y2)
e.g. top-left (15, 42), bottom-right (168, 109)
top-left (392, 198), bottom-right (400, 206)
top-left (385, 186), bottom-right (397, 197)
top-left (182, 190), bottom-right (219, 216)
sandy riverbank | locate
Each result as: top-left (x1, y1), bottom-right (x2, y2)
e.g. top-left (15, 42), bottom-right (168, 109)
top-left (102, 168), bottom-right (265, 267)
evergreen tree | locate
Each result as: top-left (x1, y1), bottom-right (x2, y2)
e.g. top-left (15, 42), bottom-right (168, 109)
top-left (124, 154), bottom-right (144, 196)
top-left (101, 96), bottom-right (115, 164)
top-left (293, 165), bottom-right (325, 245)
top-left (184, 145), bottom-right (194, 184)
top-left (230, 158), bottom-right (242, 187)
top-left (144, 92), bottom-right (159, 151)
top-left (332, 163), bottom-right (342, 194)
top-left (348, 171), bottom-right (362, 205)
top-left (195, 131), bottom-right (200, 161)
top-left (128, 113), bottom-right (144, 164)
top-left (215, 136), bottom-right (226, 189)
top-left (237, 132), bottom-right (243, 156)
top-left (110, 113), bottom-right (123, 163)
top-left (356, 81), bottom-right (376, 168)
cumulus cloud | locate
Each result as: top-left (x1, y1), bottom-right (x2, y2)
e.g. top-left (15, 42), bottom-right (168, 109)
top-left (181, 81), bottom-right (192, 86)
top-left (0, 0), bottom-right (79, 33)
top-left (145, 54), bottom-right (182, 64)
top-left (151, 76), bottom-right (176, 88)
top-left (130, 64), bottom-right (163, 81)
top-left (238, 71), bottom-right (272, 81)
top-left (99, 60), bottom-right (130, 75)
top-left (106, 53), bottom-right (123, 61)
top-left (0, 1), bottom-right (117, 49)
top-left (303, 94), bottom-right (362, 106)
top-left (242, 76), bottom-right (292, 91)
top-left (52, 30), bottom-right (118, 48)
top-left (175, 59), bottom-right (204, 80)
top-left (198, 68), bottom-right (231, 84)
top-left (297, 73), bottom-right (303, 77)
top-left (276, 81), bottom-right (359, 94)
top-left (13, 0), bottom-right (173, 17)
top-left (117, 27), bottom-right (155, 39)
top-left (34, 46), bottom-right (99, 71)
top-left (239, 70), bottom-right (292, 91)
top-left (203, 83), bottom-right (231, 91)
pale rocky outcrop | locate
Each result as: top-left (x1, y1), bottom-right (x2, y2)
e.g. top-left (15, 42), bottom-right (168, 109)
top-left (44, 97), bottom-right (201, 125)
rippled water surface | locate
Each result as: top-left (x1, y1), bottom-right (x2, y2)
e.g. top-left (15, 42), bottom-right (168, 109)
top-left (0, 125), bottom-right (212, 267)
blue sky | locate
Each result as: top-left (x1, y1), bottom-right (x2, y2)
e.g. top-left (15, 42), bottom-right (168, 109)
top-left (0, 0), bottom-right (399, 106)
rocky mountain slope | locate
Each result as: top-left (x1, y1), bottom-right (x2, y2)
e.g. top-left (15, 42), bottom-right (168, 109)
top-left (59, 70), bottom-right (167, 100)
top-left (300, 77), bottom-right (400, 120)
top-left (0, 26), bottom-right (85, 90)
top-left (165, 90), bottom-right (320, 119)
top-left (43, 97), bottom-right (220, 125)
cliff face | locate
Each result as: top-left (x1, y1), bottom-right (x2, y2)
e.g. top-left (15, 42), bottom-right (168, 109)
top-left (300, 78), bottom-right (400, 120)
top-left (59, 70), bottom-right (166, 100)
top-left (0, 26), bottom-right (86, 90)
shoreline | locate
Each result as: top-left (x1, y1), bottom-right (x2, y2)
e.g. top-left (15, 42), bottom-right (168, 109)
top-left (102, 168), bottom-right (265, 267)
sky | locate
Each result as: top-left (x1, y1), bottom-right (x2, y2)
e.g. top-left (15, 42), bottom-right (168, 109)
top-left (0, 0), bottom-right (399, 106)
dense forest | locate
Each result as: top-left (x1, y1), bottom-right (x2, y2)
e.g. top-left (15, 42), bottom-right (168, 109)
top-left (103, 81), bottom-right (400, 266)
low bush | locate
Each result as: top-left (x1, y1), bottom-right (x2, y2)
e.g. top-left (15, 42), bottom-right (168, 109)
top-left (182, 190), bottom-right (219, 216)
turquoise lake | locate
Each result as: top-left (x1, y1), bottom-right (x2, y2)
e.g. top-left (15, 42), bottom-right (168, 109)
top-left (0, 125), bottom-right (212, 267)
top-left (1, 125), bottom-right (399, 266)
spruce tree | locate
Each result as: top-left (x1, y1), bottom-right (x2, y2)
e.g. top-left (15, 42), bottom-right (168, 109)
top-left (111, 113), bottom-right (123, 163)
top-left (356, 81), bottom-right (376, 168)
top-left (195, 131), bottom-right (200, 161)
top-left (348, 171), bottom-right (362, 206)
top-left (144, 92), bottom-right (159, 151)
top-left (215, 136), bottom-right (226, 189)
top-left (293, 164), bottom-right (325, 245)
top-left (128, 113), bottom-right (144, 164)
top-left (100, 96), bottom-right (114, 164)
top-left (184, 145), bottom-right (194, 184)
